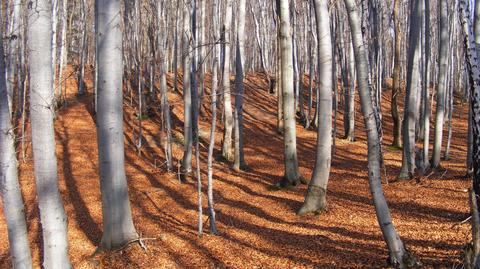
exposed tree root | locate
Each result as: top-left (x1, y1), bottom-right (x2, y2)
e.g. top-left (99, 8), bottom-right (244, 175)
top-left (297, 186), bottom-right (327, 216)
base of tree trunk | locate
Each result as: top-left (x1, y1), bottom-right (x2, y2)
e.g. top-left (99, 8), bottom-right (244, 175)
top-left (297, 186), bottom-right (327, 216)
top-left (232, 163), bottom-right (250, 173)
top-left (388, 249), bottom-right (422, 269)
top-left (272, 175), bottom-right (307, 190)
top-left (180, 170), bottom-right (195, 183)
top-left (343, 135), bottom-right (355, 142)
top-left (396, 171), bottom-right (412, 181)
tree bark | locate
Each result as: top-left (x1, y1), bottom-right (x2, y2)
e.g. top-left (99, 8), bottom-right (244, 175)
top-left (431, 0), bottom-right (449, 169)
top-left (221, 0), bottom-right (234, 161)
top-left (28, 0), bottom-right (72, 266)
top-left (233, 0), bottom-right (247, 171)
top-left (398, 0), bottom-right (423, 180)
top-left (297, 0), bottom-right (332, 215)
top-left (391, 0), bottom-right (402, 148)
top-left (95, 0), bottom-right (139, 250)
top-left (277, 0), bottom-right (301, 186)
top-left (343, 0), bottom-right (418, 266)
top-left (0, 4), bottom-right (33, 266)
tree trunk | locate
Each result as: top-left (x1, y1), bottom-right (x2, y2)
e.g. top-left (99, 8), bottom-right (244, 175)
top-left (233, 0), bottom-right (247, 171)
top-left (422, 0), bottom-right (431, 173)
top-left (181, 1), bottom-right (193, 176)
top-left (431, 0), bottom-right (449, 169)
top-left (207, 0), bottom-right (220, 235)
top-left (0, 5), bottom-right (33, 266)
top-left (27, 0), bottom-right (72, 266)
top-left (391, 0), bottom-right (402, 148)
top-left (343, 0), bottom-right (418, 266)
top-left (95, 0), bottom-right (139, 250)
top-left (297, 0), bottom-right (332, 216)
top-left (398, 0), bottom-right (423, 180)
top-left (277, 0), bottom-right (301, 187)
top-left (221, 0), bottom-right (234, 161)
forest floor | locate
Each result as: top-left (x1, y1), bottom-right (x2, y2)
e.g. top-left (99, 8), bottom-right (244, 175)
top-left (0, 71), bottom-right (472, 268)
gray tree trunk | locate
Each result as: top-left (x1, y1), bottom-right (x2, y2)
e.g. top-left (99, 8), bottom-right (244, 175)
top-left (459, 0), bottom-right (480, 264)
top-left (343, 0), bottom-right (418, 266)
top-left (158, 0), bottom-right (173, 172)
top-left (278, 0), bottom-right (301, 186)
top-left (233, 0), bottom-right (247, 171)
top-left (95, 0), bottom-right (139, 250)
top-left (422, 0), bottom-right (431, 173)
top-left (27, 0), bottom-right (72, 266)
top-left (181, 1), bottom-right (193, 176)
top-left (391, 0), bottom-right (402, 148)
top-left (431, 0), bottom-right (449, 169)
top-left (297, 0), bottom-right (332, 216)
top-left (398, 0), bottom-right (423, 180)
top-left (0, 5), bottom-right (33, 266)
top-left (221, 0), bottom-right (234, 161)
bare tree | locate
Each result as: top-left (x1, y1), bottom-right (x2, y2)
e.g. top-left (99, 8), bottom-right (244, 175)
top-left (277, 0), bottom-right (302, 187)
top-left (221, 0), bottom-right (234, 161)
top-left (95, 0), bottom-right (139, 250)
top-left (343, 0), bottom-right (420, 266)
top-left (297, 0), bottom-right (332, 215)
top-left (431, 0), bottom-right (449, 169)
top-left (28, 0), bottom-right (71, 266)
top-left (0, 4), bottom-right (32, 266)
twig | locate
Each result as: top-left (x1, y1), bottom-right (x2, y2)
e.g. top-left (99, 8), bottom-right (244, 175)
top-left (451, 216), bottom-right (472, 229)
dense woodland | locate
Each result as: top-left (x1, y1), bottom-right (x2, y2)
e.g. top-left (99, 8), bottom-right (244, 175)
top-left (1, 0), bottom-right (480, 268)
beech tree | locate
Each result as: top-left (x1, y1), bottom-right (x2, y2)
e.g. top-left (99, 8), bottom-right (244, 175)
top-left (0, 5), bottom-right (32, 266)
top-left (297, 0), bottom-right (332, 216)
top-left (95, 0), bottom-right (139, 250)
top-left (28, 0), bottom-right (71, 266)
top-left (343, 0), bottom-right (420, 266)
top-left (276, 0), bottom-right (302, 188)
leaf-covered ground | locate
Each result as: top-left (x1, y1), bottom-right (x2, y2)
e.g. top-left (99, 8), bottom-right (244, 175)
top-left (0, 72), bottom-right (471, 268)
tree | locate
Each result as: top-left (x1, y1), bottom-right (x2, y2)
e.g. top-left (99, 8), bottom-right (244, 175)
top-left (95, 0), bottom-right (139, 250)
top-left (431, 0), bottom-right (449, 169)
top-left (343, 0), bottom-right (420, 266)
top-left (233, 0), bottom-right (247, 171)
top-left (277, 0), bottom-right (302, 187)
top-left (297, 0), bottom-right (332, 215)
top-left (221, 0), bottom-right (234, 161)
top-left (0, 4), bottom-right (32, 266)
top-left (181, 1), bottom-right (193, 177)
top-left (398, 0), bottom-right (423, 180)
top-left (391, 0), bottom-right (402, 148)
top-left (27, 0), bottom-right (72, 266)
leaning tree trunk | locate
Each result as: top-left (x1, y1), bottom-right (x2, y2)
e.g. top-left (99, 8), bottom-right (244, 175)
top-left (297, 0), bottom-right (332, 216)
top-left (95, 0), bottom-right (139, 250)
top-left (221, 0), bottom-right (234, 161)
top-left (27, 0), bottom-right (72, 266)
top-left (391, 0), bottom-right (402, 148)
top-left (431, 0), bottom-right (449, 169)
top-left (398, 0), bottom-right (423, 180)
top-left (343, 0), bottom-right (419, 267)
top-left (0, 6), bottom-right (33, 267)
top-left (233, 0), bottom-right (247, 171)
top-left (278, 0), bottom-right (301, 187)
top-left (459, 0), bottom-right (480, 265)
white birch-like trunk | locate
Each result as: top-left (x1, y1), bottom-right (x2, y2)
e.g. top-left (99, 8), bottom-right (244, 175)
top-left (233, 0), bottom-right (246, 171)
top-left (431, 0), bottom-right (449, 168)
top-left (0, 5), bottom-right (33, 266)
top-left (343, 0), bottom-right (417, 266)
top-left (297, 0), bottom-right (332, 215)
top-left (222, 0), bottom-right (234, 161)
top-left (95, 0), bottom-right (138, 250)
top-left (278, 0), bottom-right (301, 186)
top-left (27, 0), bottom-right (72, 266)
